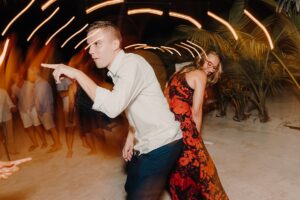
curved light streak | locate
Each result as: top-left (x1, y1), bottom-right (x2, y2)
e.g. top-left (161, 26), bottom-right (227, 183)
top-left (2, 0), bottom-right (36, 36)
top-left (61, 23), bottom-right (89, 48)
top-left (143, 46), bottom-right (157, 50)
top-left (160, 46), bottom-right (173, 55)
top-left (137, 45), bottom-right (165, 53)
top-left (127, 8), bottom-right (163, 16)
top-left (161, 46), bottom-right (181, 56)
top-left (134, 45), bottom-right (148, 50)
top-left (0, 39), bottom-right (10, 66)
top-left (41, 0), bottom-right (57, 11)
top-left (75, 30), bottom-right (99, 50)
top-left (27, 7), bottom-right (60, 42)
top-left (45, 16), bottom-right (75, 45)
top-left (169, 11), bottom-right (201, 29)
top-left (86, 0), bottom-right (124, 14)
top-left (175, 44), bottom-right (195, 58)
top-left (244, 9), bottom-right (274, 50)
top-left (186, 40), bottom-right (207, 58)
top-left (207, 11), bottom-right (238, 40)
top-left (124, 43), bottom-right (147, 49)
top-left (180, 42), bottom-right (201, 57)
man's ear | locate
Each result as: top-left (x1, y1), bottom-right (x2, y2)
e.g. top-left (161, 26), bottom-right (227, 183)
top-left (112, 39), bottom-right (120, 50)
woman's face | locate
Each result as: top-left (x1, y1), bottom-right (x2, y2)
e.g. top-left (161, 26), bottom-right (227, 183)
top-left (203, 53), bottom-right (220, 75)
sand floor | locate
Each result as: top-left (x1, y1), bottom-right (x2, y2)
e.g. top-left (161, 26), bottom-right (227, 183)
top-left (0, 90), bottom-right (299, 200)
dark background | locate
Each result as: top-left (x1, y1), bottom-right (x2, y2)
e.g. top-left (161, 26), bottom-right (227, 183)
top-left (0, 0), bottom-right (274, 59)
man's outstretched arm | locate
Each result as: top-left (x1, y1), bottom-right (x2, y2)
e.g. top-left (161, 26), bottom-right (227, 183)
top-left (42, 63), bottom-right (97, 101)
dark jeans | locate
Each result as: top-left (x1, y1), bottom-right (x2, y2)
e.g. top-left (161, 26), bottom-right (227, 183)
top-left (125, 139), bottom-right (183, 200)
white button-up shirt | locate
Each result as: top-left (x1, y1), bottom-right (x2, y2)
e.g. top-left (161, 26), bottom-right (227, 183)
top-left (92, 50), bottom-right (182, 154)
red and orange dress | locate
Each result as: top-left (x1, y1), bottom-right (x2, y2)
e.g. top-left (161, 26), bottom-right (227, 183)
top-left (165, 72), bottom-right (228, 200)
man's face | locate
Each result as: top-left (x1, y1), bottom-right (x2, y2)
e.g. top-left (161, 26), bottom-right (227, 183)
top-left (87, 28), bottom-right (118, 69)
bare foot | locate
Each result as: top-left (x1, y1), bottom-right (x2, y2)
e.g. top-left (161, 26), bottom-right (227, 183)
top-left (47, 144), bottom-right (62, 153)
top-left (87, 150), bottom-right (97, 155)
top-left (28, 145), bottom-right (38, 152)
top-left (66, 151), bottom-right (73, 158)
top-left (41, 143), bottom-right (48, 149)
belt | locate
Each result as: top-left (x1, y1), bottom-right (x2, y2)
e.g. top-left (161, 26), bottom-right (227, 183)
top-left (132, 139), bottom-right (182, 157)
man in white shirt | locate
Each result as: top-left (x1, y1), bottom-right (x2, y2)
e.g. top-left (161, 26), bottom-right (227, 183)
top-left (42, 21), bottom-right (183, 199)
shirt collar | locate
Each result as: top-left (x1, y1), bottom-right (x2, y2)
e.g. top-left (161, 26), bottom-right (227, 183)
top-left (107, 50), bottom-right (125, 78)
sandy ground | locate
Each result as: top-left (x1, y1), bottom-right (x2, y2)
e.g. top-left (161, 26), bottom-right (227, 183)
top-left (0, 90), bottom-right (299, 200)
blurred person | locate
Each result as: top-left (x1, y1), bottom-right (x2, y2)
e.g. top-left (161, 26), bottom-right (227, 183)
top-left (42, 20), bottom-right (183, 200)
top-left (11, 72), bottom-right (47, 151)
top-left (76, 85), bottom-right (108, 155)
top-left (164, 50), bottom-right (228, 200)
top-left (56, 77), bottom-right (77, 157)
top-left (0, 88), bottom-right (18, 154)
top-left (27, 67), bottom-right (61, 153)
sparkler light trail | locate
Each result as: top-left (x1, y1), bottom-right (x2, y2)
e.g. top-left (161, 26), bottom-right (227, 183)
top-left (2, 0), bottom-right (36, 36)
top-left (61, 24), bottom-right (89, 48)
top-left (0, 39), bottom-right (10, 66)
top-left (175, 43), bottom-right (195, 58)
top-left (41, 0), bottom-right (57, 11)
top-left (207, 11), bottom-right (238, 40)
top-left (45, 16), bottom-right (75, 45)
top-left (127, 8), bottom-right (163, 16)
top-left (27, 7), bottom-right (60, 42)
top-left (169, 11), bottom-right (201, 29)
top-left (86, 0), bottom-right (124, 14)
top-left (244, 9), bottom-right (274, 49)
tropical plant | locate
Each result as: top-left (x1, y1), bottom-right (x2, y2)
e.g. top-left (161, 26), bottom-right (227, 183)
top-left (227, 0), bottom-right (300, 122)
top-left (165, 0), bottom-right (300, 122)
top-left (276, 0), bottom-right (300, 13)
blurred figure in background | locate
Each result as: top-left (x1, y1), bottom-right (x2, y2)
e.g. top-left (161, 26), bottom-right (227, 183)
top-left (11, 71), bottom-right (47, 151)
top-left (0, 88), bottom-right (18, 155)
top-left (57, 77), bottom-right (77, 157)
top-left (27, 67), bottom-right (61, 153)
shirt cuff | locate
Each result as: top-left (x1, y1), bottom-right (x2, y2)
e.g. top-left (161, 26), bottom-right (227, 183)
top-left (92, 86), bottom-right (110, 111)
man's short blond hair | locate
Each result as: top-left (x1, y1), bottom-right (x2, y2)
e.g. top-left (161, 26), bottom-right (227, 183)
top-left (87, 21), bottom-right (122, 47)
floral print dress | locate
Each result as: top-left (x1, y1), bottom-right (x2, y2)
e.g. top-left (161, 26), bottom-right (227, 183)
top-left (165, 72), bottom-right (228, 200)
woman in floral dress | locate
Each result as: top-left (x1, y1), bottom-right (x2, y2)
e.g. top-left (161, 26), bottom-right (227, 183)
top-left (165, 50), bottom-right (228, 200)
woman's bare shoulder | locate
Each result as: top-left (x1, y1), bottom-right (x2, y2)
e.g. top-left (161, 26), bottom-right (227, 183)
top-left (186, 70), bottom-right (206, 81)
top-left (185, 70), bottom-right (206, 89)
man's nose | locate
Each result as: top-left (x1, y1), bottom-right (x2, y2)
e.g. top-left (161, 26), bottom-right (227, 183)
top-left (88, 46), bottom-right (94, 55)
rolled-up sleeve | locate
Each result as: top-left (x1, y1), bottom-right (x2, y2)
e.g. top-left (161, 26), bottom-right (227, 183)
top-left (92, 87), bottom-right (110, 111)
top-left (92, 61), bottom-right (143, 118)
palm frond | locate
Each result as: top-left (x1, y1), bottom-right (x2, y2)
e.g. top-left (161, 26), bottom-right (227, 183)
top-left (251, 14), bottom-right (276, 41)
top-left (175, 25), bottom-right (237, 60)
top-left (271, 51), bottom-right (300, 91)
top-left (259, 0), bottom-right (278, 9)
top-left (229, 0), bottom-right (246, 25)
top-left (276, 0), bottom-right (300, 13)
